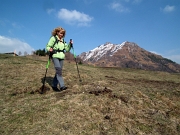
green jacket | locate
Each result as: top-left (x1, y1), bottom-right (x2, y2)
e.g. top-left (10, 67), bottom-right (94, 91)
top-left (46, 35), bottom-right (71, 59)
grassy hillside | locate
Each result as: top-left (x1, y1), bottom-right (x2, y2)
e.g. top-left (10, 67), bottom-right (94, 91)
top-left (0, 54), bottom-right (180, 135)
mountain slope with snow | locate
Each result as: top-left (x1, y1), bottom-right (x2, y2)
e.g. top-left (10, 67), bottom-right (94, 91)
top-left (80, 42), bottom-right (126, 62)
top-left (78, 41), bottom-right (180, 73)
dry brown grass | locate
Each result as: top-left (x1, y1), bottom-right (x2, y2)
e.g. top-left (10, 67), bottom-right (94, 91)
top-left (0, 54), bottom-right (180, 135)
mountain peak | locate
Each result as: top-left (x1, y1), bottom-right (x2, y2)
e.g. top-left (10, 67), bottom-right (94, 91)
top-left (80, 41), bottom-right (135, 62)
top-left (78, 41), bottom-right (180, 73)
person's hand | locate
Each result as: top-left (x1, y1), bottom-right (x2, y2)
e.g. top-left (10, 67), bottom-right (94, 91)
top-left (70, 43), bottom-right (73, 48)
top-left (49, 48), bottom-right (53, 52)
top-left (70, 39), bottom-right (73, 47)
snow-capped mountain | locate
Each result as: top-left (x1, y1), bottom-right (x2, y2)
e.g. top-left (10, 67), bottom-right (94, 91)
top-left (78, 41), bottom-right (180, 73)
top-left (79, 42), bottom-right (127, 62)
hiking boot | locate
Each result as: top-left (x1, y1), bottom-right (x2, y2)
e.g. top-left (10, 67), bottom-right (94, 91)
top-left (60, 86), bottom-right (68, 91)
top-left (52, 87), bottom-right (60, 92)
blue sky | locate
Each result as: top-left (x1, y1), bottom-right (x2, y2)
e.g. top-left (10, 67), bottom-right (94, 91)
top-left (0, 0), bottom-right (180, 64)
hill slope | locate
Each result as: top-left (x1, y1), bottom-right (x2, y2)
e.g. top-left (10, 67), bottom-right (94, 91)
top-left (0, 54), bottom-right (180, 134)
top-left (79, 41), bottom-right (180, 73)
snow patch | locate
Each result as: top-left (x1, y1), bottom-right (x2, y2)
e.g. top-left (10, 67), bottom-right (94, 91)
top-left (83, 41), bottom-right (127, 61)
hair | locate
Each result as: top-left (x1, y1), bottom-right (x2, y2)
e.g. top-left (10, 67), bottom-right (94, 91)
top-left (51, 27), bottom-right (66, 37)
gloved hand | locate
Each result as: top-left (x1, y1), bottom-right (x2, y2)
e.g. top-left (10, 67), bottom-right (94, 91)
top-left (70, 39), bottom-right (73, 48)
top-left (70, 43), bottom-right (73, 48)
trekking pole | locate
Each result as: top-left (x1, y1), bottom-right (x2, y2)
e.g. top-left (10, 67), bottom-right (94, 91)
top-left (41, 55), bottom-right (51, 94)
top-left (70, 39), bottom-right (82, 82)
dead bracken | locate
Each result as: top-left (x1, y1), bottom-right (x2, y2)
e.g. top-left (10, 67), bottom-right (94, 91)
top-left (10, 86), bottom-right (50, 96)
top-left (39, 85), bottom-right (50, 94)
top-left (89, 87), bottom-right (129, 103)
top-left (89, 87), bottom-right (112, 95)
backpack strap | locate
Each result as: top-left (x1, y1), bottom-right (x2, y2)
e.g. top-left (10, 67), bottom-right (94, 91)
top-left (52, 36), bottom-right (58, 49)
top-left (52, 36), bottom-right (66, 48)
top-left (52, 36), bottom-right (66, 52)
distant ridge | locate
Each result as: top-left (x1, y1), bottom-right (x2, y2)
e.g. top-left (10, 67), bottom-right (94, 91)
top-left (78, 41), bottom-right (180, 73)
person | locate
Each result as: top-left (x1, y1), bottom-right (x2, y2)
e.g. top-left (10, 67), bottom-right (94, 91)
top-left (46, 27), bottom-right (73, 92)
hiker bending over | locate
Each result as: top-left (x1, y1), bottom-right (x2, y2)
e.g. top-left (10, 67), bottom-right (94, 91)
top-left (46, 27), bottom-right (73, 91)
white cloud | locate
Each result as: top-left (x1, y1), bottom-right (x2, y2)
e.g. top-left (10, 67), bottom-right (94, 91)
top-left (164, 49), bottom-right (180, 64)
top-left (151, 50), bottom-right (180, 64)
top-left (46, 8), bottom-right (55, 14)
top-left (150, 51), bottom-right (161, 55)
top-left (57, 8), bottom-right (93, 26)
top-left (109, 2), bottom-right (130, 13)
top-left (0, 36), bottom-right (34, 55)
top-left (12, 22), bottom-right (24, 29)
top-left (166, 55), bottom-right (180, 64)
top-left (161, 5), bottom-right (175, 13)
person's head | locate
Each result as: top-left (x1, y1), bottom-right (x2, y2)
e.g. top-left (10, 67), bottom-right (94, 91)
top-left (52, 27), bottom-right (66, 38)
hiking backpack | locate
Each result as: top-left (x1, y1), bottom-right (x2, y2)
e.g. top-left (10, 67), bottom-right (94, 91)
top-left (49, 36), bottom-right (66, 59)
